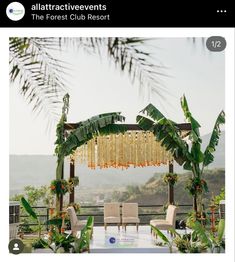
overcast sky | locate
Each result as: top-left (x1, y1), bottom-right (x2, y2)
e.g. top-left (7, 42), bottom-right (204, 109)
top-left (9, 38), bottom-right (225, 155)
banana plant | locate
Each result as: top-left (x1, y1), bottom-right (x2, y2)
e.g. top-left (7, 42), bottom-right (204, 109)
top-left (73, 216), bottom-right (94, 253)
top-left (192, 219), bottom-right (225, 253)
top-left (151, 225), bottom-right (173, 253)
top-left (21, 197), bottom-right (42, 238)
top-left (137, 95), bottom-right (225, 214)
top-left (54, 94), bottom-right (126, 213)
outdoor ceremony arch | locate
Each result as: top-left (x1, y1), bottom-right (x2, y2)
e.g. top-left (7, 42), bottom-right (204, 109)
top-left (60, 122), bottom-right (191, 210)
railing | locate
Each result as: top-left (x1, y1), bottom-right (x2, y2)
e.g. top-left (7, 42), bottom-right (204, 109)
top-left (19, 204), bottom-right (219, 232)
top-left (77, 204), bottom-right (193, 226)
top-left (19, 204), bottom-right (194, 230)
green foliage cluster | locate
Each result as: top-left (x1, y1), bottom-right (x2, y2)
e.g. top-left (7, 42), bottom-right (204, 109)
top-left (152, 218), bottom-right (225, 253)
top-left (212, 187), bottom-right (225, 205)
top-left (163, 173), bottom-right (178, 186)
top-left (10, 185), bottom-right (53, 206)
top-left (137, 96), bottom-right (225, 214)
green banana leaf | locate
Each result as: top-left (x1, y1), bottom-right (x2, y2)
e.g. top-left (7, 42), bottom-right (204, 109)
top-left (180, 95), bottom-right (201, 141)
top-left (21, 197), bottom-right (38, 220)
top-left (55, 101), bottom-right (126, 180)
top-left (46, 218), bottom-right (63, 228)
top-left (192, 221), bottom-right (212, 249)
top-left (203, 110), bottom-right (225, 167)
top-left (137, 103), bottom-right (192, 166)
top-left (151, 225), bottom-right (170, 244)
top-left (217, 219), bottom-right (225, 242)
top-left (86, 216), bottom-right (94, 230)
top-left (61, 113), bottom-right (126, 157)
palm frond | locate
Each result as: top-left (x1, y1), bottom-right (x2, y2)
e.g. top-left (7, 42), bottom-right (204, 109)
top-left (10, 37), bottom-right (168, 122)
top-left (62, 37), bottom-right (168, 98)
top-left (203, 110), bottom-right (225, 167)
top-left (9, 37), bottom-right (68, 120)
top-left (106, 38), bottom-right (168, 97)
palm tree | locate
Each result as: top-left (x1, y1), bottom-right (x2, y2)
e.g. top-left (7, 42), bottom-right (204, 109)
top-left (9, 37), bottom-right (167, 122)
top-left (136, 95), bottom-right (225, 215)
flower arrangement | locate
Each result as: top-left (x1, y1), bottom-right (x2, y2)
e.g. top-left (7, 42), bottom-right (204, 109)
top-left (68, 176), bottom-right (79, 192)
top-left (186, 177), bottom-right (208, 196)
top-left (163, 173), bottom-right (178, 186)
top-left (50, 179), bottom-right (69, 196)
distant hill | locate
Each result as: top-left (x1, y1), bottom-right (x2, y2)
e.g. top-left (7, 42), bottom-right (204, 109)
top-left (9, 131), bottom-right (224, 196)
top-left (114, 168), bottom-right (225, 207)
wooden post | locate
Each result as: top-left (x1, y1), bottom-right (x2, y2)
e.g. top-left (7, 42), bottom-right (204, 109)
top-left (69, 159), bottom-right (75, 204)
top-left (168, 161), bottom-right (174, 205)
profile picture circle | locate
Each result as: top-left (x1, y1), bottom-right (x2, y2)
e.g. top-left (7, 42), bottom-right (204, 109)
top-left (8, 239), bottom-right (24, 254)
top-left (6, 2), bottom-right (25, 21)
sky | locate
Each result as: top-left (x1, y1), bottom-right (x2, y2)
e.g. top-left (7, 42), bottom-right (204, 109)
top-left (9, 38), bottom-right (225, 155)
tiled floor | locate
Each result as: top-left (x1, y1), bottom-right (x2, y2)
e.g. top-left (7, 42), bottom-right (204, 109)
top-left (90, 225), bottom-right (178, 253)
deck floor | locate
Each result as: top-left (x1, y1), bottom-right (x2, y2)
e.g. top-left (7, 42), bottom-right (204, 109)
top-left (90, 225), bottom-right (182, 253)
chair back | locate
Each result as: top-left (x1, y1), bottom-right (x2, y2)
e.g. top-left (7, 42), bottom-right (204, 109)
top-left (166, 205), bottom-right (177, 227)
top-left (219, 200), bottom-right (225, 219)
top-left (104, 203), bottom-right (120, 217)
top-left (67, 206), bottom-right (79, 229)
top-left (122, 203), bottom-right (138, 217)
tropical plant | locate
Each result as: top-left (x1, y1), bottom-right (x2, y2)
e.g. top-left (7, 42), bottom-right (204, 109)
top-left (31, 238), bottom-right (45, 249)
top-left (40, 228), bottom-right (75, 253)
top-left (9, 37), bottom-right (168, 121)
top-left (192, 219), bottom-right (225, 253)
top-left (212, 187), bottom-right (225, 206)
top-left (11, 185), bottom-right (54, 207)
top-left (151, 225), bottom-right (173, 253)
top-left (46, 218), bottom-right (64, 230)
top-left (41, 216), bottom-right (94, 253)
top-left (73, 216), bottom-right (94, 253)
top-left (68, 176), bottom-right (79, 193)
top-left (54, 94), bottom-right (127, 212)
top-left (137, 95), bottom-right (225, 214)
top-left (50, 179), bottom-right (69, 196)
top-left (21, 197), bottom-right (42, 238)
top-left (172, 229), bottom-right (207, 253)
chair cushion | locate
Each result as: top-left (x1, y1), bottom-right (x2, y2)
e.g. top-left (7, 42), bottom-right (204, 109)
top-left (150, 219), bottom-right (167, 224)
top-left (150, 220), bottom-right (172, 230)
top-left (104, 216), bottom-right (121, 223)
top-left (122, 217), bottom-right (140, 223)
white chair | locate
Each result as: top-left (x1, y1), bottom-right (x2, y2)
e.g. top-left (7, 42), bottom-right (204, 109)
top-left (104, 203), bottom-right (121, 230)
top-left (150, 205), bottom-right (177, 234)
top-left (67, 206), bottom-right (87, 237)
top-left (122, 203), bottom-right (140, 231)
